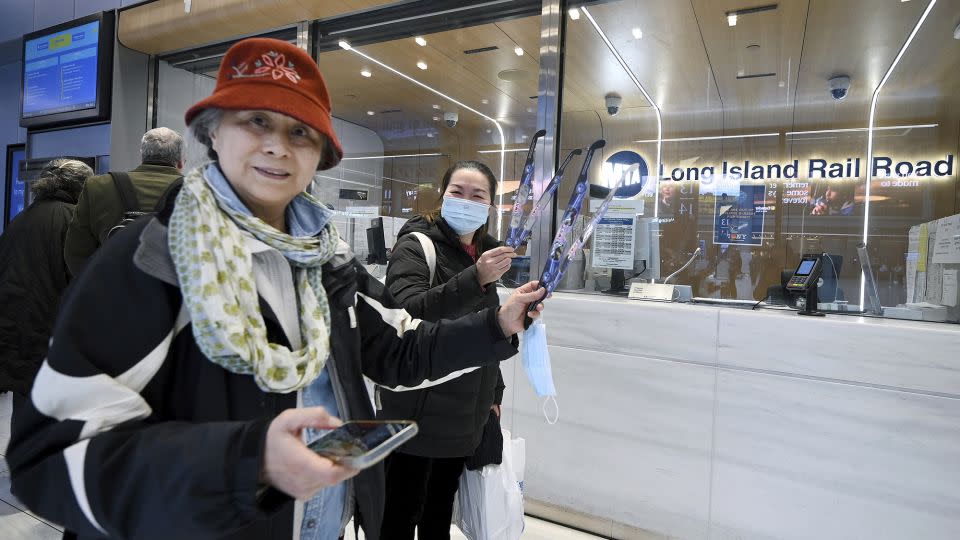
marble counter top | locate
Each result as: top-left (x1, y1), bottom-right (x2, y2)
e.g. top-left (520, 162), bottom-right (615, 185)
top-left (498, 289), bottom-right (960, 539)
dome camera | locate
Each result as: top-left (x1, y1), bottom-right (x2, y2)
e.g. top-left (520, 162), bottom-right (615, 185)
top-left (443, 111), bottom-right (459, 127)
top-left (828, 75), bottom-right (851, 101)
top-left (604, 93), bottom-right (622, 116)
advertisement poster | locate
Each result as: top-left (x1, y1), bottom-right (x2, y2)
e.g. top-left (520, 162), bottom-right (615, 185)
top-left (713, 184), bottom-right (765, 246)
top-left (5, 145), bottom-right (26, 225)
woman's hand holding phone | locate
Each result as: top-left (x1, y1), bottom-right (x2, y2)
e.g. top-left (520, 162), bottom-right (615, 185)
top-left (262, 407), bottom-right (359, 501)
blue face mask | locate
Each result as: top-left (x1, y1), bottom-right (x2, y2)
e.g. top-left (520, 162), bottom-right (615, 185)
top-left (441, 196), bottom-right (490, 236)
top-left (522, 320), bottom-right (559, 424)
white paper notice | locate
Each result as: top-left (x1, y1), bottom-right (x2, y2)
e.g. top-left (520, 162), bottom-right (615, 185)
top-left (591, 212), bottom-right (636, 270)
top-left (907, 226), bottom-right (920, 303)
top-left (932, 214), bottom-right (960, 264)
top-left (942, 270), bottom-right (959, 307)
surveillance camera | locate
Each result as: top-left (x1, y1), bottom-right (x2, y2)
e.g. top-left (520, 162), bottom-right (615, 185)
top-left (604, 93), bottom-right (622, 116)
top-left (828, 75), bottom-right (851, 101)
top-left (443, 111), bottom-right (459, 128)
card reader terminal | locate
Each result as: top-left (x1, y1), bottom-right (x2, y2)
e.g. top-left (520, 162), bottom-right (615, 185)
top-left (786, 254), bottom-right (825, 316)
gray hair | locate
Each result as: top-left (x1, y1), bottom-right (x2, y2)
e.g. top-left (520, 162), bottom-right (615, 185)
top-left (140, 127), bottom-right (184, 167)
top-left (187, 108), bottom-right (225, 166)
top-left (32, 158), bottom-right (94, 201)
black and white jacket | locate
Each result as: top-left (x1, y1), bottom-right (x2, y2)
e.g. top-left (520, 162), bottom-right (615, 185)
top-left (6, 196), bottom-right (518, 540)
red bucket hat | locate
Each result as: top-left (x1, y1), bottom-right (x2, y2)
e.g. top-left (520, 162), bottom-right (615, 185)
top-left (185, 37), bottom-right (343, 170)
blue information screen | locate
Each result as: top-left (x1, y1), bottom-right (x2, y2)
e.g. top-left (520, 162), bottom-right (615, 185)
top-left (7, 148), bottom-right (27, 223)
top-left (795, 260), bottom-right (816, 276)
top-left (22, 20), bottom-right (100, 118)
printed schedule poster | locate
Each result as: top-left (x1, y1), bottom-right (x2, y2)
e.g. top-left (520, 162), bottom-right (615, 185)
top-left (713, 184), bottom-right (765, 246)
top-left (592, 213), bottom-right (636, 269)
top-left (22, 20), bottom-right (100, 118)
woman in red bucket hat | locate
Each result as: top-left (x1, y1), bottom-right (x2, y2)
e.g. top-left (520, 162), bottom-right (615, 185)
top-left (7, 37), bottom-right (545, 540)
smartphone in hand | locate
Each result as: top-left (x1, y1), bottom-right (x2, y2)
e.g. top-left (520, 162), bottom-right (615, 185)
top-left (308, 420), bottom-right (418, 469)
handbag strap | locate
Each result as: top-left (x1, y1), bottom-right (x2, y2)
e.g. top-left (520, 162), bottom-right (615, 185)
top-left (109, 172), bottom-right (140, 212)
top-left (409, 232), bottom-right (436, 287)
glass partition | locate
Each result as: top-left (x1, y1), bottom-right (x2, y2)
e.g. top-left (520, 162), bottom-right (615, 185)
top-left (317, 15), bottom-right (542, 265)
top-left (554, 0), bottom-right (958, 321)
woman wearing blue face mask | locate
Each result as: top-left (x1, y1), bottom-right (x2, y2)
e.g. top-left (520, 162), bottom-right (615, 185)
top-left (379, 160), bottom-right (515, 539)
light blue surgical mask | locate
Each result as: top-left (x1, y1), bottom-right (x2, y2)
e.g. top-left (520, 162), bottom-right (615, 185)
top-left (522, 319), bottom-right (559, 424)
top-left (441, 196), bottom-right (490, 236)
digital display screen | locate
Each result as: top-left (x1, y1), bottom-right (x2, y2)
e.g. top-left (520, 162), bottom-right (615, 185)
top-left (795, 260), bottom-right (816, 276)
top-left (7, 148), bottom-right (27, 223)
top-left (22, 20), bottom-right (100, 118)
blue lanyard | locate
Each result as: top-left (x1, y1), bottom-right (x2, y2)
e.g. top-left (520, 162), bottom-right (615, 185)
top-left (506, 147), bottom-right (582, 249)
top-left (525, 141), bottom-right (640, 321)
top-left (505, 129), bottom-right (545, 248)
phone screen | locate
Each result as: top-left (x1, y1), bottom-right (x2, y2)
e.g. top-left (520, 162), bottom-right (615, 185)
top-left (307, 421), bottom-right (411, 460)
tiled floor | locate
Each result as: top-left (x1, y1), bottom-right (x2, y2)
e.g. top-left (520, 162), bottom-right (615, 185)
top-left (0, 393), bottom-right (64, 539)
top-left (0, 392), bottom-right (600, 539)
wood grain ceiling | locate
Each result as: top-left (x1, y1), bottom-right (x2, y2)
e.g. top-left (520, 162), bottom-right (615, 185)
top-left (119, 0), bottom-right (391, 55)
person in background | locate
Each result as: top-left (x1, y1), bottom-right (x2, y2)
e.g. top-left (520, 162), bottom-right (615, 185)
top-left (810, 181), bottom-right (856, 216)
top-left (64, 127), bottom-right (184, 275)
top-left (379, 160), bottom-right (515, 540)
top-left (7, 37), bottom-right (544, 540)
top-left (0, 159), bottom-right (94, 415)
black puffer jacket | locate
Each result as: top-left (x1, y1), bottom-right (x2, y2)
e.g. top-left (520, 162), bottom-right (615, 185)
top-left (0, 190), bottom-right (76, 396)
top-left (380, 216), bottom-right (504, 457)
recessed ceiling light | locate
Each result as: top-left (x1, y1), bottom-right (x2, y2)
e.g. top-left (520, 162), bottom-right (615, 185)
top-left (417, 61), bottom-right (428, 70)
top-left (526, 107), bottom-right (534, 113)
top-left (481, 98), bottom-right (489, 104)
top-left (433, 116), bottom-right (439, 121)
top-left (632, 28), bottom-right (642, 39)
top-left (360, 69), bottom-right (371, 77)
top-left (486, 129), bottom-right (492, 133)
top-left (415, 36), bottom-right (427, 46)
top-left (727, 13), bottom-right (737, 26)
top-left (514, 47), bottom-right (524, 56)
top-left (432, 104), bottom-right (441, 109)
top-left (426, 133), bottom-right (434, 138)
top-left (568, 8), bottom-right (580, 20)
top-left (367, 111), bottom-right (375, 116)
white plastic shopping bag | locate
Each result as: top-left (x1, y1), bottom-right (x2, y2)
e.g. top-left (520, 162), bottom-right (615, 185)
top-left (456, 429), bottom-right (525, 540)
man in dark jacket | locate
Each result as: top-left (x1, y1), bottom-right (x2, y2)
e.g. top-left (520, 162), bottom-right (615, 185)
top-left (64, 127), bottom-right (183, 276)
top-left (0, 158), bottom-right (93, 405)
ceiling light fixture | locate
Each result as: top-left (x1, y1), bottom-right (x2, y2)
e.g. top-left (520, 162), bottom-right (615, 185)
top-left (635, 132), bottom-right (779, 143)
top-left (432, 116), bottom-right (440, 121)
top-left (432, 104), bottom-right (441, 109)
top-left (338, 40), bottom-right (351, 50)
top-left (416, 61), bottom-right (428, 70)
top-left (582, 6), bottom-right (663, 218)
top-left (861, 0), bottom-right (937, 308)
top-left (481, 98), bottom-right (489, 104)
top-left (341, 153), bottom-right (443, 161)
top-left (337, 45), bottom-right (507, 235)
top-left (415, 36), bottom-right (427, 46)
top-left (360, 69), bottom-right (371, 77)
top-left (632, 28), bottom-right (642, 39)
top-left (366, 111), bottom-right (375, 116)
top-left (514, 47), bottom-right (524, 56)
top-left (785, 124), bottom-right (938, 137)
top-left (568, 8), bottom-right (580, 20)
top-left (727, 13), bottom-right (737, 26)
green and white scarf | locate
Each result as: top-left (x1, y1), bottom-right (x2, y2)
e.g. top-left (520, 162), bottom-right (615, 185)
top-left (168, 167), bottom-right (340, 393)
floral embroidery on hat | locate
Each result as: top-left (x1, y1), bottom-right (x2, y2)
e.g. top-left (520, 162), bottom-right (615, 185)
top-left (230, 51), bottom-right (301, 84)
